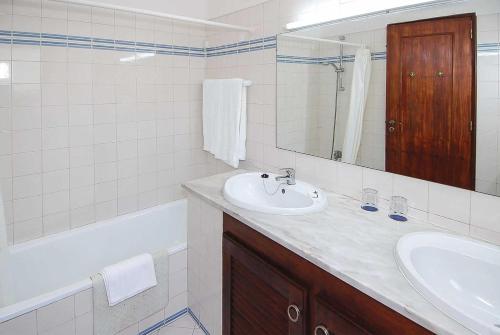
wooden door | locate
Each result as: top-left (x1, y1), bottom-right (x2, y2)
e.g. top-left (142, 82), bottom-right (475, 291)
top-left (386, 14), bottom-right (476, 189)
top-left (223, 233), bottom-right (307, 335)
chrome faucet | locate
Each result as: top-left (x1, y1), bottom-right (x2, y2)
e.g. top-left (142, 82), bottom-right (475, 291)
top-left (275, 168), bottom-right (296, 185)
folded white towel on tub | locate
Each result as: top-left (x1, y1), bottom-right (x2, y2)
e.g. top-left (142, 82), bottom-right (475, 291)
top-left (100, 253), bottom-right (157, 306)
top-left (92, 250), bottom-right (169, 335)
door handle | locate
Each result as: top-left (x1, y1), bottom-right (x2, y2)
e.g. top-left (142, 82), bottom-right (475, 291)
top-left (314, 325), bottom-right (331, 335)
top-left (287, 304), bottom-right (301, 323)
top-left (387, 120), bottom-right (396, 133)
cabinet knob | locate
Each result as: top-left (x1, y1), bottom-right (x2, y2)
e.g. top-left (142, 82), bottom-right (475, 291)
top-left (287, 304), bottom-right (301, 323)
top-left (314, 325), bottom-right (331, 335)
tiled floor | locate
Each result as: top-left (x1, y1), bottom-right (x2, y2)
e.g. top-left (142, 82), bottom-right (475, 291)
top-left (152, 314), bottom-right (205, 335)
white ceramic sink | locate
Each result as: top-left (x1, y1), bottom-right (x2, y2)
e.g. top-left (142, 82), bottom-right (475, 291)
top-left (396, 232), bottom-right (500, 335)
top-left (223, 172), bottom-right (327, 215)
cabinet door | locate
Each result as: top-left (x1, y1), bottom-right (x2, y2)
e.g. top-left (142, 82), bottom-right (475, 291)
top-left (223, 233), bottom-right (307, 335)
top-left (312, 296), bottom-right (372, 335)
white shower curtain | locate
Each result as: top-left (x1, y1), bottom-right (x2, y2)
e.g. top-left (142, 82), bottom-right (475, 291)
top-left (342, 48), bottom-right (372, 164)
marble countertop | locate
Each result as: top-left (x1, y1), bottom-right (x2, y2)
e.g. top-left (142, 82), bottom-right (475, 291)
top-left (183, 170), bottom-right (474, 335)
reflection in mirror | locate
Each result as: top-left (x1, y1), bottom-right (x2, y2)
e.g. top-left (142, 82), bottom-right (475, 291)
top-left (276, 0), bottom-right (500, 196)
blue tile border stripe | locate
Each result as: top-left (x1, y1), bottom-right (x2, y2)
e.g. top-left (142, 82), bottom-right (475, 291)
top-left (278, 43), bottom-right (499, 64)
top-left (206, 36), bottom-right (276, 57)
top-left (0, 30), bottom-right (278, 58)
top-left (277, 53), bottom-right (373, 64)
top-left (478, 42), bottom-right (500, 54)
top-left (2, 30), bottom-right (209, 57)
top-left (3, 30), bottom-right (496, 60)
top-left (139, 307), bottom-right (210, 335)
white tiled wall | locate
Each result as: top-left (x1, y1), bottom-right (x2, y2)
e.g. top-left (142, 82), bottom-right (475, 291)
top-left (0, 249), bottom-right (188, 335)
top-left (476, 13), bottom-right (500, 195)
top-left (187, 193), bottom-right (223, 335)
top-left (0, 0), bottom-right (226, 245)
top-left (6, 0), bottom-right (496, 247)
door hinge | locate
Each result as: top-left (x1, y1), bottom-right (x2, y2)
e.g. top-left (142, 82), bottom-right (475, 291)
top-left (470, 121), bottom-right (473, 131)
top-left (470, 28), bottom-right (473, 39)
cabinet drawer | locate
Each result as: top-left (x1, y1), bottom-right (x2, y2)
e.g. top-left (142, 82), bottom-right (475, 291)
top-left (312, 296), bottom-right (372, 335)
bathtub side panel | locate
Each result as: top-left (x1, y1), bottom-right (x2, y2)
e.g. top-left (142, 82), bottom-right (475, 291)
top-left (0, 248), bottom-right (188, 335)
top-left (0, 293), bottom-right (90, 335)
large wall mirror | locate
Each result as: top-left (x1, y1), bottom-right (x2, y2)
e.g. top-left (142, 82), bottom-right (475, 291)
top-left (277, 0), bottom-right (500, 196)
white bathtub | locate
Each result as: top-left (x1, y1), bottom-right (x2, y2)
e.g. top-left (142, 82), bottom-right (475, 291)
top-left (0, 200), bottom-right (187, 323)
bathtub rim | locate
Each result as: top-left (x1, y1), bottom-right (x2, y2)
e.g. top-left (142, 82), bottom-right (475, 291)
top-left (0, 278), bottom-right (92, 323)
top-left (0, 199), bottom-right (187, 323)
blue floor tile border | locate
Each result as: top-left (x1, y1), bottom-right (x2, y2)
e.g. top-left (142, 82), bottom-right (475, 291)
top-left (139, 307), bottom-right (210, 335)
top-left (188, 308), bottom-right (211, 335)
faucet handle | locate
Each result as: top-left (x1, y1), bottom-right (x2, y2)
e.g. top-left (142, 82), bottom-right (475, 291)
top-left (277, 168), bottom-right (296, 185)
top-left (279, 168), bottom-right (295, 176)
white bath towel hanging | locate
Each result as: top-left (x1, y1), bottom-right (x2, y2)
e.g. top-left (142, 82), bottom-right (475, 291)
top-left (203, 79), bottom-right (248, 168)
top-left (342, 48), bottom-right (372, 164)
top-left (100, 253), bottom-right (157, 307)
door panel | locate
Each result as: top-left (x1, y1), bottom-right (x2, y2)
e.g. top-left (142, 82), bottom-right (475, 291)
top-left (223, 233), bottom-right (307, 335)
top-left (386, 14), bottom-right (475, 189)
top-left (312, 296), bottom-right (372, 335)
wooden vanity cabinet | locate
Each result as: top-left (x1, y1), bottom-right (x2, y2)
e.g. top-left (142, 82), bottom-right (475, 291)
top-left (223, 213), bottom-right (433, 335)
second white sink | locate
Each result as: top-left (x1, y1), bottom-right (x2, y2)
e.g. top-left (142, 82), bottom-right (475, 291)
top-left (223, 172), bottom-right (327, 215)
top-left (396, 232), bottom-right (500, 335)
